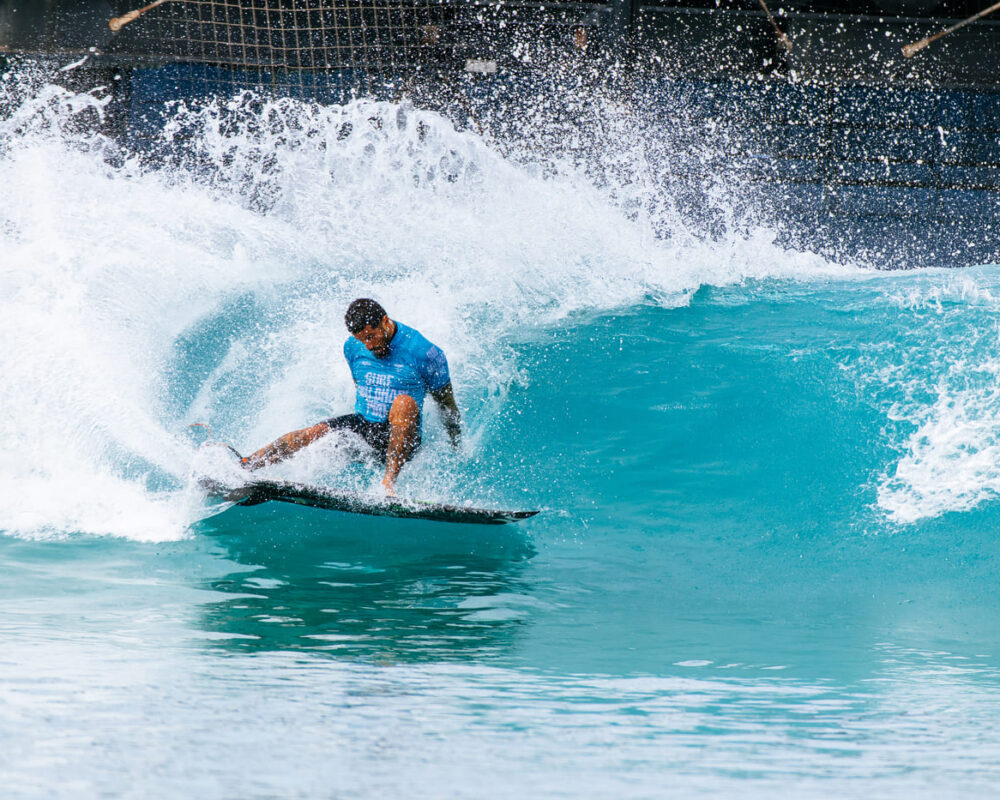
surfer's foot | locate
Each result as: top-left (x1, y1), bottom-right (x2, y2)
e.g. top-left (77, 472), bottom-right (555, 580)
top-left (381, 476), bottom-right (396, 497)
top-left (216, 443), bottom-right (254, 471)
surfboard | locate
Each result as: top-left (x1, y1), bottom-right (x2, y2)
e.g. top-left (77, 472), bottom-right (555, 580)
top-left (200, 476), bottom-right (538, 525)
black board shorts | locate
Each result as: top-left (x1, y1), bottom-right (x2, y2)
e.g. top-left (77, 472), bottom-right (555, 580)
top-left (323, 413), bottom-right (421, 462)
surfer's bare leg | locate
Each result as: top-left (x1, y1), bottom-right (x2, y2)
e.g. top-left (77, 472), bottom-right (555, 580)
top-left (242, 422), bottom-right (331, 471)
top-left (383, 394), bottom-right (420, 495)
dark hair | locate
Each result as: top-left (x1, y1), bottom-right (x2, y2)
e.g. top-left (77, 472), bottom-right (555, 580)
top-left (345, 298), bottom-right (387, 333)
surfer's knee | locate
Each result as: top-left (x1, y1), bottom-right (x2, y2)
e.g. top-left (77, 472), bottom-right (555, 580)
top-left (389, 394), bottom-right (419, 428)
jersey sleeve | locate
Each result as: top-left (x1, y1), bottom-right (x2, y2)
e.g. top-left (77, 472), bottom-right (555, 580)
top-left (343, 338), bottom-right (359, 377)
top-left (419, 343), bottom-right (451, 392)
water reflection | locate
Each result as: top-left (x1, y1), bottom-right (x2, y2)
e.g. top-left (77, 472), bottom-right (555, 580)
top-left (193, 502), bottom-right (537, 662)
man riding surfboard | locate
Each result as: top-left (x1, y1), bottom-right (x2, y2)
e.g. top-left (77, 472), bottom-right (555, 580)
top-left (241, 298), bottom-right (461, 495)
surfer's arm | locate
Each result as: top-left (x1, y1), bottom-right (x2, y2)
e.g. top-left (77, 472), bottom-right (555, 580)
top-left (430, 383), bottom-right (461, 448)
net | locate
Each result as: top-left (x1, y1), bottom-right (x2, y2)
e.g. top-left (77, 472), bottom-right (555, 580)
top-left (106, 0), bottom-right (606, 101)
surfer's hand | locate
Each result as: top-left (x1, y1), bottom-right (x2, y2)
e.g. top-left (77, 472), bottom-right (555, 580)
top-left (444, 420), bottom-right (461, 450)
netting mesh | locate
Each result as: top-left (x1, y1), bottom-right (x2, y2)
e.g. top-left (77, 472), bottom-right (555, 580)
top-left (112, 0), bottom-right (442, 96)
top-left (107, 0), bottom-right (603, 98)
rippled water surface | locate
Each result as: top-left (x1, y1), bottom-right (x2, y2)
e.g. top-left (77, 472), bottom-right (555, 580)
top-left (3, 77), bottom-right (1000, 798)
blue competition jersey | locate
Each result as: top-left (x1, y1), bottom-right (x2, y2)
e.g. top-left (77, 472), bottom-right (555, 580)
top-left (344, 321), bottom-right (451, 423)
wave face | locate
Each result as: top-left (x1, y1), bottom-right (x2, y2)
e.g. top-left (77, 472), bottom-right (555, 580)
top-left (3, 77), bottom-right (1000, 538)
top-left (0, 77), bottom-right (846, 540)
top-left (5, 69), bottom-right (1000, 800)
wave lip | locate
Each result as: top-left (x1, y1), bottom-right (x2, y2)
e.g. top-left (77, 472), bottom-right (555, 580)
top-left (870, 272), bottom-right (1000, 524)
top-left (878, 386), bottom-right (1000, 525)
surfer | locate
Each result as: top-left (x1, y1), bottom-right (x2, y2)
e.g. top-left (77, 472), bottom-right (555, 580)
top-left (240, 298), bottom-right (461, 495)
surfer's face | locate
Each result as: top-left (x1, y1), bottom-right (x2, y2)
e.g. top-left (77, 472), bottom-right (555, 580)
top-left (354, 316), bottom-right (393, 358)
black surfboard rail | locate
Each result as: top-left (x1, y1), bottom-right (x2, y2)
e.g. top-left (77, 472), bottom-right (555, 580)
top-left (201, 477), bottom-right (538, 525)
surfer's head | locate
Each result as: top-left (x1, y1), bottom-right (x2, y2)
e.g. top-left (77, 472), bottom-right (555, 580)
top-left (346, 298), bottom-right (394, 358)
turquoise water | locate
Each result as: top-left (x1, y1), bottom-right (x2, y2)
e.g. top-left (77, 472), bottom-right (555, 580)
top-left (4, 83), bottom-right (1000, 797)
